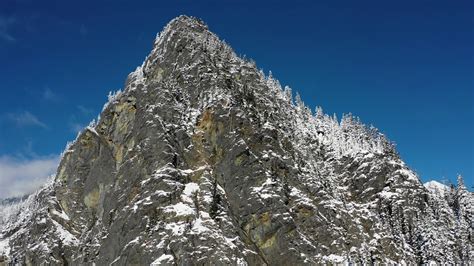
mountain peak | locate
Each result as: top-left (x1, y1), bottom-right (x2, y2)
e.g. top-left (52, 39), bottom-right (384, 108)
top-left (165, 15), bottom-right (208, 33)
top-left (1, 16), bottom-right (472, 265)
top-left (424, 180), bottom-right (449, 196)
top-left (142, 15), bottom-right (232, 81)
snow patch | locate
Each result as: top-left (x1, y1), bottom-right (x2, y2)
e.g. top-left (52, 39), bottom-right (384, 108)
top-left (164, 202), bottom-right (194, 217)
top-left (379, 190), bottom-right (398, 199)
top-left (165, 222), bottom-right (187, 236)
top-left (51, 219), bottom-right (78, 246)
top-left (323, 254), bottom-right (345, 263)
top-left (181, 182), bottom-right (199, 204)
top-left (50, 209), bottom-right (70, 221)
top-left (191, 218), bottom-right (210, 234)
top-left (151, 254), bottom-right (174, 265)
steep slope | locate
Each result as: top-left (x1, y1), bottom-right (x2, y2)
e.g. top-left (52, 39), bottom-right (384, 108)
top-left (0, 16), bottom-right (472, 265)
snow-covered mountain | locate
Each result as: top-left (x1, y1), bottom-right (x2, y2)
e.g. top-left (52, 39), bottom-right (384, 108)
top-left (424, 180), bottom-right (449, 197)
top-left (0, 16), bottom-right (472, 265)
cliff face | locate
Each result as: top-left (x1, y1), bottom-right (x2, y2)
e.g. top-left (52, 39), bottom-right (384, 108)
top-left (0, 16), bottom-right (472, 265)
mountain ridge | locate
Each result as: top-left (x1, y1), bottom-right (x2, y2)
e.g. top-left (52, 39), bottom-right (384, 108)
top-left (0, 15), bottom-right (472, 265)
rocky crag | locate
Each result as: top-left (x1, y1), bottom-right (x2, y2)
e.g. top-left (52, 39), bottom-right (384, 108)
top-left (0, 16), bottom-right (472, 265)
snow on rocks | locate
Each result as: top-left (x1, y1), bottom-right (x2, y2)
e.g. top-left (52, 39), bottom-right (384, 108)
top-left (151, 254), bottom-right (174, 265)
top-left (163, 202), bottom-right (195, 217)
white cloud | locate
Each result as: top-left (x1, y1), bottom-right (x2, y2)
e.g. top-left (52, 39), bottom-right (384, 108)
top-left (77, 105), bottom-right (94, 116)
top-left (0, 155), bottom-right (60, 199)
top-left (7, 111), bottom-right (48, 129)
top-left (0, 15), bottom-right (16, 42)
top-left (42, 87), bottom-right (58, 102)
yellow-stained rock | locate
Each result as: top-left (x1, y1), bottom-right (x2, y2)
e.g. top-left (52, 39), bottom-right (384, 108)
top-left (84, 186), bottom-right (100, 209)
top-left (296, 205), bottom-right (314, 218)
top-left (57, 164), bottom-right (68, 181)
top-left (150, 67), bottom-right (164, 82)
top-left (259, 233), bottom-right (277, 249)
top-left (59, 199), bottom-right (69, 214)
top-left (234, 152), bottom-right (246, 166)
top-left (259, 211), bottom-right (271, 226)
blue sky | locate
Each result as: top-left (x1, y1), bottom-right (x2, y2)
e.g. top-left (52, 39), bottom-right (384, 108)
top-left (0, 0), bottom-right (472, 197)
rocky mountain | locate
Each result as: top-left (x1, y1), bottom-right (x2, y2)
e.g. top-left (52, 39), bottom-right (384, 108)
top-left (0, 15), bottom-right (472, 265)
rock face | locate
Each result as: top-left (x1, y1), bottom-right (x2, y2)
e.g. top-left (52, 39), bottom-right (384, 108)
top-left (0, 16), bottom-right (473, 265)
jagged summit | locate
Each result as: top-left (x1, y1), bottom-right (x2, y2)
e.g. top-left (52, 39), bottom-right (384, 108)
top-left (149, 15), bottom-right (214, 58)
top-left (142, 15), bottom-right (234, 83)
top-left (0, 16), bottom-right (472, 265)
top-left (164, 15), bottom-right (209, 35)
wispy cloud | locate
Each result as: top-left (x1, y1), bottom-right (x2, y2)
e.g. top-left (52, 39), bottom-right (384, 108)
top-left (77, 105), bottom-right (94, 116)
top-left (0, 155), bottom-right (60, 199)
top-left (0, 15), bottom-right (16, 42)
top-left (42, 87), bottom-right (60, 102)
top-left (69, 105), bottom-right (96, 133)
top-left (7, 111), bottom-right (48, 129)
